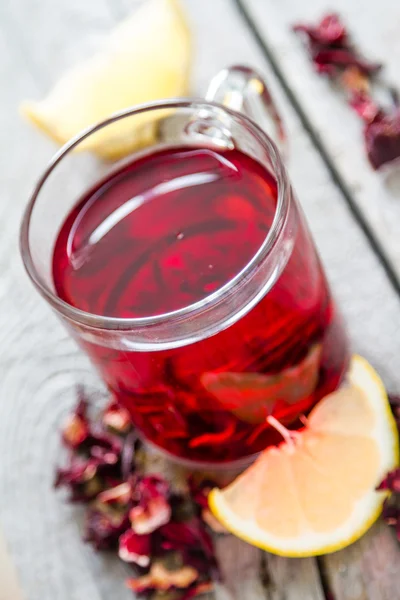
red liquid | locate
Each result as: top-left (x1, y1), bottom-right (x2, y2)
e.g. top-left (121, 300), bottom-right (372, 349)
top-left (53, 146), bottom-right (348, 463)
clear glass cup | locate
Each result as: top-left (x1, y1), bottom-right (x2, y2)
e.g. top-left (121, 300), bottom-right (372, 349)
top-left (20, 66), bottom-right (349, 468)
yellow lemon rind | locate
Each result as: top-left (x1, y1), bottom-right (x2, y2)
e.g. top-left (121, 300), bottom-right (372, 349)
top-left (19, 0), bottom-right (191, 160)
top-left (209, 355), bottom-right (399, 557)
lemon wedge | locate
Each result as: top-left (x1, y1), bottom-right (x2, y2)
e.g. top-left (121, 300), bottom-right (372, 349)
top-left (209, 356), bottom-right (399, 556)
top-left (20, 0), bottom-right (191, 159)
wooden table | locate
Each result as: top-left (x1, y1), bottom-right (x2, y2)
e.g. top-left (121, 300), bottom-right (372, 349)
top-left (1, 0), bottom-right (399, 598)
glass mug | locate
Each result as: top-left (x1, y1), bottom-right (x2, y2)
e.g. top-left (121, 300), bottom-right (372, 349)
top-left (20, 66), bottom-right (349, 467)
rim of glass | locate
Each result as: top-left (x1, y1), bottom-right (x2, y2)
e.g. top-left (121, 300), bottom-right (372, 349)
top-left (20, 98), bottom-right (289, 331)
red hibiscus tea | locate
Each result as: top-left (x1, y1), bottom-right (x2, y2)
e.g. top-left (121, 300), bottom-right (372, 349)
top-left (52, 145), bottom-right (348, 464)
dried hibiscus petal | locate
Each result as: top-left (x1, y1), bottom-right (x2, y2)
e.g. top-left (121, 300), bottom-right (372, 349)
top-left (293, 13), bottom-right (346, 46)
top-left (130, 499), bottom-right (171, 535)
top-left (377, 400), bottom-right (400, 540)
top-left (130, 476), bottom-right (172, 534)
top-left (82, 437), bottom-right (123, 482)
top-left (56, 389), bottom-right (219, 597)
top-left (292, 12), bottom-right (400, 171)
top-left (160, 517), bottom-right (219, 579)
top-left (87, 430), bottom-right (123, 456)
top-left (341, 66), bottom-right (370, 94)
top-left (381, 497), bottom-right (400, 541)
top-left (312, 49), bottom-right (380, 76)
top-left (160, 521), bottom-right (201, 550)
top-left (97, 482), bottom-right (131, 506)
top-left (160, 518), bottom-right (214, 553)
top-left (85, 504), bottom-right (129, 550)
top-left (54, 458), bottom-right (103, 502)
top-left (364, 109), bottom-right (400, 170)
top-left (189, 478), bottom-right (214, 511)
top-left (103, 400), bottom-right (132, 433)
top-left (119, 529), bottom-right (151, 567)
top-left (90, 444), bottom-right (119, 465)
top-left (389, 394), bottom-right (400, 406)
top-left (188, 479), bottom-right (227, 534)
top-left (55, 459), bottom-right (96, 487)
top-left (377, 468), bottom-right (400, 493)
top-left (382, 501), bottom-right (400, 525)
top-left (62, 391), bottom-right (90, 449)
top-left (293, 13), bottom-right (381, 77)
top-left (389, 394), bottom-right (400, 427)
top-left (126, 562), bottom-right (198, 593)
top-left (349, 91), bottom-right (382, 124)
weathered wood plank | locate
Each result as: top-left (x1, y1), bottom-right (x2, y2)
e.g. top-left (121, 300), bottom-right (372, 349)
top-left (322, 522), bottom-right (400, 600)
top-left (265, 555), bottom-right (326, 600)
top-left (0, 527), bottom-right (24, 600)
top-left (0, 0), bottom-right (399, 599)
top-left (240, 0), bottom-right (400, 279)
top-left (239, 1), bottom-right (400, 597)
top-left (0, 4), bottom-right (136, 600)
top-left (215, 536), bottom-right (270, 600)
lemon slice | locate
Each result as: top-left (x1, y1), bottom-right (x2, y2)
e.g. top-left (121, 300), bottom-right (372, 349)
top-left (20, 0), bottom-right (191, 159)
top-left (201, 344), bottom-right (322, 424)
top-left (209, 356), bottom-right (399, 556)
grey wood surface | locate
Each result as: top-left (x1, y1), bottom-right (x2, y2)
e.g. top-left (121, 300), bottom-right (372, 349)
top-left (0, 0), bottom-right (399, 599)
top-left (0, 527), bottom-right (24, 600)
top-left (242, 0), bottom-right (400, 279)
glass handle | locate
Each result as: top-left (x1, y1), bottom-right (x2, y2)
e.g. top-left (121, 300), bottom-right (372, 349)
top-left (206, 65), bottom-right (286, 156)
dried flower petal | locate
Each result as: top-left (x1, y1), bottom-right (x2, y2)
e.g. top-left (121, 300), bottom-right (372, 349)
top-left (349, 91), bottom-right (382, 124)
top-left (55, 389), bottom-right (218, 595)
top-left (388, 394), bottom-right (400, 429)
top-left (377, 468), bottom-right (400, 493)
top-left (97, 482), bottom-right (131, 506)
top-left (130, 498), bottom-right (171, 535)
top-left (54, 457), bottom-right (104, 502)
top-left (55, 459), bottom-right (96, 487)
top-left (293, 13), bottom-right (347, 46)
top-left (313, 49), bottom-right (380, 76)
top-left (160, 517), bottom-right (218, 577)
top-left (126, 562), bottom-right (198, 593)
top-left (129, 475), bottom-right (172, 534)
top-left (85, 504), bottom-right (129, 550)
top-left (382, 500), bottom-right (400, 524)
top-left (118, 529), bottom-right (151, 567)
top-left (160, 521), bottom-right (200, 551)
top-left (376, 398), bottom-right (400, 540)
top-left (292, 12), bottom-right (400, 170)
top-left (293, 13), bottom-right (381, 76)
top-left (90, 444), bottom-right (119, 465)
top-left (364, 109), bottom-right (400, 170)
top-left (381, 497), bottom-right (400, 541)
top-left (62, 414), bottom-right (89, 448)
top-left (103, 401), bottom-right (132, 433)
top-left (341, 66), bottom-right (370, 94)
top-left (62, 393), bottom-right (90, 449)
top-left (389, 394), bottom-right (400, 406)
top-left (189, 478), bottom-right (214, 511)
